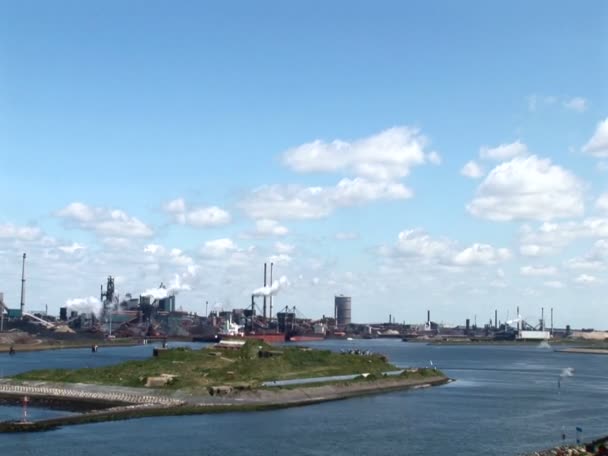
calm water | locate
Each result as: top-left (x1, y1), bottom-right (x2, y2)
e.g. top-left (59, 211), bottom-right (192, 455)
top-left (1, 339), bottom-right (606, 456)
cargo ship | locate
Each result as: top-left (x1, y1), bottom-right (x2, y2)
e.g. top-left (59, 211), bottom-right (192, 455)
top-left (217, 320), bottom-right (324, 344)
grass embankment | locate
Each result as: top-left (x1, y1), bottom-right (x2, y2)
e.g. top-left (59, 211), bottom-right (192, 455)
top-left (13, 342), bottom-right (400, 390)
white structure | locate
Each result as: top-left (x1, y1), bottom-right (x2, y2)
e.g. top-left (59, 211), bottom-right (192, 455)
top-left (517, 330), bottom-right (551, 341)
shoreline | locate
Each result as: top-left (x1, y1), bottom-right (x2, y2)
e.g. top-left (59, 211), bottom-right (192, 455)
top-left (0, 375), bottom-right (449, 432)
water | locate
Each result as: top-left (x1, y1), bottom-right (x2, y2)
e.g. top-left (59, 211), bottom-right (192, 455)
top-left (1, 339), bottom-right (606, 456)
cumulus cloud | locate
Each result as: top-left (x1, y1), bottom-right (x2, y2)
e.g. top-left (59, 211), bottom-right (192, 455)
top-left (275, 242), bottom-right (295, 254)
top-left (268, 253), bottom-right (292, 265)
top-left (381, 229), bottom-right (510, 268)
top-left (596, 193), bottom-right (608, 212)
top-left (164, 198), bottom-right (231, 227)
top-left (563, 97), bottom-right (588, 113)
top-left (200, 238), bottom-right (238, 258)
top-left (0, 224), bottom-right (42, 241)
top-left (282, 126), bottom-right (437, 181)
top-left (460, 161), bottom-right (484, 179)
top-left (520, 219), bottom-right (608, 252)
top-left (467, 155), bottom-right (584, 221)
top-left (574, 274), bottom-right (599, 285)
top-left (57, 242), bottom-right (86, 254)
top-left (544, 281), bottom-right (565, 289)
top-left (520, 265), bottom-right (558, 276)
top-left (241, 178), bottom-right (411, 220)
top-left (57, 202), bottom-right (153, 237)
top-left (519, 244), bottom-right (554, 257)
top-left (582, 118), bottom-right (608, 158)
top-left (452, 244), bottom-right (511, 266)
top-left (479, 141), bottom-right (528, 161)
top-left (255, 219), bottom-right (288, 236)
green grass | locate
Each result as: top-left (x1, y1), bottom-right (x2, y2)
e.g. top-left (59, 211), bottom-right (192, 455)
top-left (13, 342), bottom-right (399, 391)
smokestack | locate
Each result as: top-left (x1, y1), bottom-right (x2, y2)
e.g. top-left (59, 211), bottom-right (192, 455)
top-left (269, 262), bottom-right (274, 320)
top-left (205, 301), bottom-right (208, 317)
top-left (517, 306), bottom-right (520, 331)
top-left (427, 310), bottom-right (430, 324)
top-left (20, 253), bottom-right (26, 316)
top-left (541, 307), bottom-right (544, 331)
top-left (263, 263), bottom-right (267, 320)
top-left (495, 309), bottom-right (498, 329)
top-left (551, 307), bottom-right (553, 334)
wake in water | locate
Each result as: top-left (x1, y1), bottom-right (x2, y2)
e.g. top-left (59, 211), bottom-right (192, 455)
top-left (538, 340), bottom-right (552, 349)
top-left (557, 367), bottom-right (575, 391)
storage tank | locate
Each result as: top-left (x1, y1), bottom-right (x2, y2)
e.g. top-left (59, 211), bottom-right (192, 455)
top-left (334, 295), bottom-right (352, 327)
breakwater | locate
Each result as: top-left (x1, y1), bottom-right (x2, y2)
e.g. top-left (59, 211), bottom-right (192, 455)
top-left (0, 375), bottom-right (448, 432)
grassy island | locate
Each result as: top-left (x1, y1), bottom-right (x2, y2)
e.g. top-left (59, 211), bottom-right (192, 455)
top-left (1, 342), bottom-right (449, 433)
top-left (13, 342), bottom-right (411, 389)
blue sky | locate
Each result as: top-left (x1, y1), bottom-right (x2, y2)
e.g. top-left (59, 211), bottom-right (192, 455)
top-left (1, 1), bottom-right (607, 328)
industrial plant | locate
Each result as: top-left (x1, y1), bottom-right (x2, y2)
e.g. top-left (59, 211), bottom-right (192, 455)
top-left (1, 252), bottom-right (606, 344)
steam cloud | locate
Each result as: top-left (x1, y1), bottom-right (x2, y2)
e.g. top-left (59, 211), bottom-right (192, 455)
top-left (141, 274), bottom-right (191, 300)
top-left (252, 276), bottom-right (289, 297)
top-left (66, 296), bottom-right (103, 317)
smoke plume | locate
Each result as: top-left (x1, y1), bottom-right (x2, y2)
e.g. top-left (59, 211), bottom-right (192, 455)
top-left (252, 276), bottom-right (289, 297)
top-left (141, 274), bottom-right (191, 300)
top-left (66, 296), bottom-right (103, 317)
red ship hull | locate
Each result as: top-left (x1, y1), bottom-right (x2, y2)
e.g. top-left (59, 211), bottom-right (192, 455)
top-left (288, 335), bottom-right (326, 342)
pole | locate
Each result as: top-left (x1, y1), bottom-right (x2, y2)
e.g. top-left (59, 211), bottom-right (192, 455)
top-left (263, 263), bottom-right (267, 320)
top-left (269, 262), bottom-right (274, 321)
top-left (20, 253), bottom-right (26, 316)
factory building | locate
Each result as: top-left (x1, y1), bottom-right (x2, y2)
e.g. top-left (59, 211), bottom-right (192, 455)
top-left (334, 295), bottom-right (352, 327)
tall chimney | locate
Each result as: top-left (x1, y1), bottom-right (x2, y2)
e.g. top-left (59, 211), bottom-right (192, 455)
top-left (20, 253), bottom-right (26, 316)
top-left (269, 262), bottom-right (274, 320)
top-left (550, 307), bottom-right (553, 334)
top-left (263, 263), bottom-right (267, 320)
top-left (495, 309), bottom-right (498, 329)
top-left (427, 310), bottom-right (430, 324)
top-left (541, 307), bottom-right (544, 331)
top-left (517, 306), bottom-right (520, 331)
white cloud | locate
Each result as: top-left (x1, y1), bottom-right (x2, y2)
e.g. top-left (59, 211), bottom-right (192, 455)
top-left (254, 219), bottom-right (288, 237)
top-left (381, 229), bottom-right (510, 268)
top-left (519, 244), bottom-right (554, 257)
top-left (282, 126), bottom-right (436, 181)
top-left (57, 242), bottom-right (85, 254)
top-left (452, 244), bottom-right (511, 266)
top-left (467, 155), bottom-right (584, 221)
top-left (392, 229), bottom-right (453, 260)
top-left (200, 238), bottom-right (238, 258)
top-left (596, 193), bottom-right (608, 212)
top-left (0, 224), bottom-right (42, 241)
top-left (479, 141), bottom-right (528, 161)
top-left (563, 97), bottom-right (588, 113)
top-left (268, 253), bottom-right (292, 266)
top-left (275, 242), bottom-right (295, 254)
top-left (582, 118), bottom-right (608, 158)
top-left (520, 265), bottom-right (558, 277)
top-left (57, 202), bottom-right (153, 238)
top-left (241, 178), bottom-right (411, 220)
top-left (164, 198), bottom-right (231, 228)
top-left (520, 219), bottom-right (608, 252)
top-left (544, 280), bottom-right (565, 289)
top-left (574, 274), bottom-right (599, 285)
top-left (460, 161), bottom-right (484, 179)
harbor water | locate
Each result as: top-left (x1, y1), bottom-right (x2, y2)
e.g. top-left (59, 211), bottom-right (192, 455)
top-left (1, 339), bottom-right (606, 456)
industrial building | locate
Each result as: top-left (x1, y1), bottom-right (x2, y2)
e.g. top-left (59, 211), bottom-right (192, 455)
top-left (334, 295), bottom-right (352, 327)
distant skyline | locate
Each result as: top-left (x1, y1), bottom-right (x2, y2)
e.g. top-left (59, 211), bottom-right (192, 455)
top-left (1, 1), bottom-right (607, 328)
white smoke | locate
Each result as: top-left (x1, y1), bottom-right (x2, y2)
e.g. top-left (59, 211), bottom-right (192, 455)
top-left (252, 276), bottom-right (289, 297)
top-left (560, 367), bottom-right (575, 378)
top-left (538, 340), bottom-right (552, 349)
top-left (66, 296), bottom-right (103, 317)
top-left (141, 274), bottom-right (191, 300)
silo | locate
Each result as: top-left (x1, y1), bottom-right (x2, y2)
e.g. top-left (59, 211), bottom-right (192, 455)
top-left (334, 295), bottom-right (352, 327)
